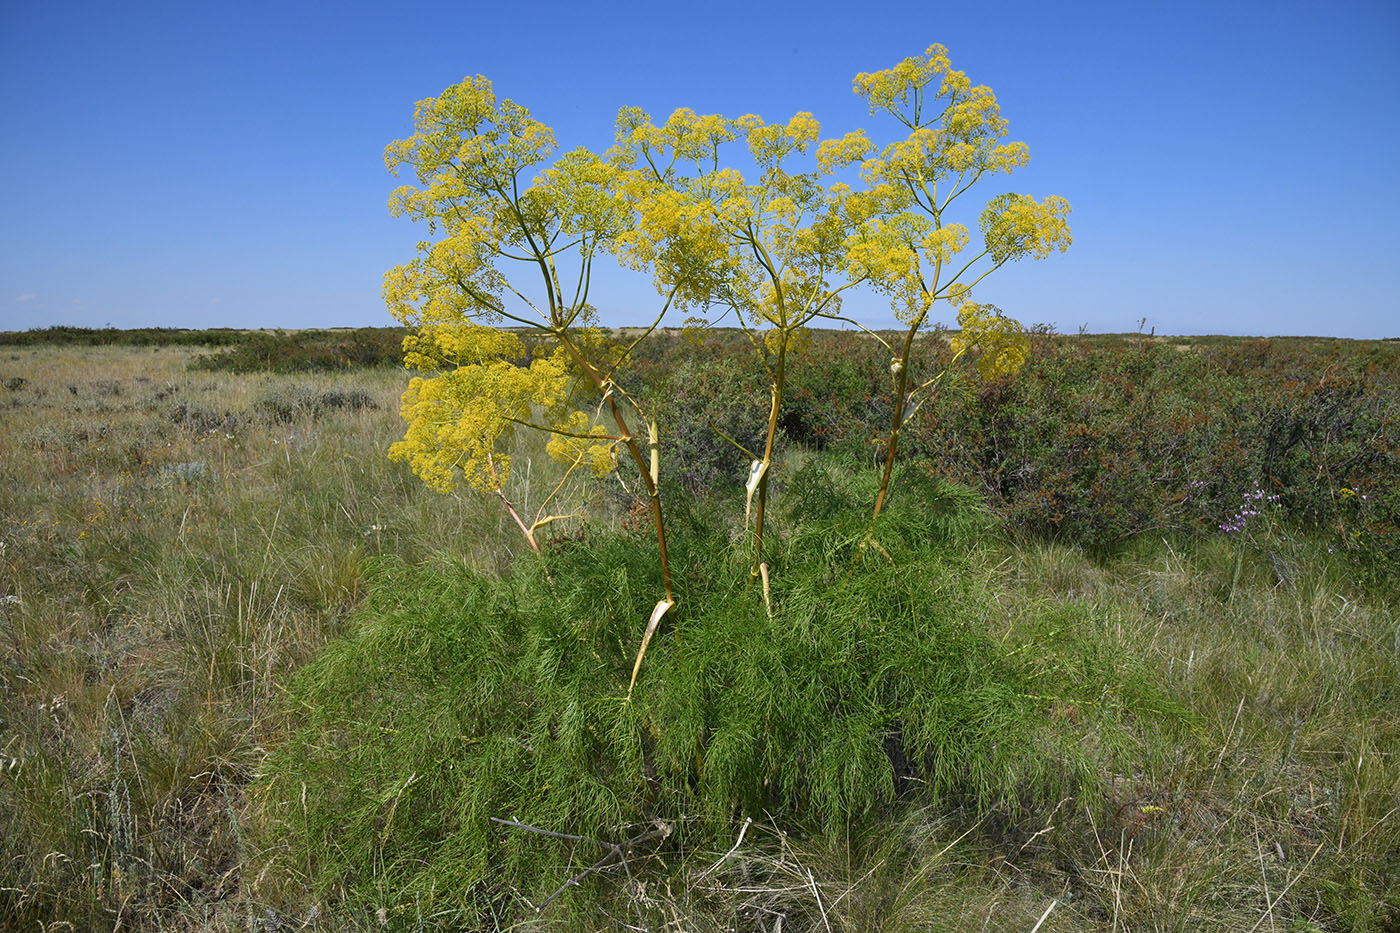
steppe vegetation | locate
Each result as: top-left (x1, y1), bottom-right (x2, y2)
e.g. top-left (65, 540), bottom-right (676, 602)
top-left (3, 40), bottom-right (1398, 933)
top-left (0, 328), bottom-right (1396, 931)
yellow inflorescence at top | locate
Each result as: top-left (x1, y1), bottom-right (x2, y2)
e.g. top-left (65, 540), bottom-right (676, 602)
top-left (381, 44), bottom-right (1073, 506)
top-left (852, 44), bottom-right (963, 115)
top-left (835, 45), bottom-right (1072, 339)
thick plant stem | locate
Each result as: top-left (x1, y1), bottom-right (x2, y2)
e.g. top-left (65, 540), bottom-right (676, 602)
top-left (869, 324), bottom-right (921, 526)
top-left (751, 340), bottom-right (787, 578)
top-left (558, 335), bottom-right (674, 603)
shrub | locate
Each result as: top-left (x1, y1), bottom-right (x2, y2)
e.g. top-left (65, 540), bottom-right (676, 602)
top-left (646, 357), bottom-right (774, 495)
top-left (168, 402), bottom-right (236, 434)
top-left (894, 336), bottom-right (1400, 585)
top-left (781, 331), bottom-right (890, 452)
top-left (189, 329), bottom-right (408, 373)
top-left (252, 385), bottom-right (377, 423)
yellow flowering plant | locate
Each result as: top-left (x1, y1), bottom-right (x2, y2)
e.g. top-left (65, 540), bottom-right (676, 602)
top-left (383, 77), bottom-right (681, 659)
top-left (610, 106), bottom-right (880, 586)
top-left (382, 48), bottom-right (1072, 686)
top-left (390, 324), bottom-right (609, 553)
top-left (836, 45), bottom-right (1072, 526)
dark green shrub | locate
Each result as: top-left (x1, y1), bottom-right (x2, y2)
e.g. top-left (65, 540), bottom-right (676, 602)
top-left (646, 357), bottom-right (773, 494)
top-left (895, 337), bottom-right (1400, 584)
top-left (189, 328), bottom-right (409, 373)
top-left (781, 332), bottom-right (890, 452)
top-left (906, 341), bottom-right (1234, 545)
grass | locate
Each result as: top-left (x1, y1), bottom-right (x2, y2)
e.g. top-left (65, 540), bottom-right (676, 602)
top-left (0, 343), bottom-right (1396, 931)
top-left (989, 535), bottom-right (1400, 928)
top-left (0, 345), bottom-right (607, 929)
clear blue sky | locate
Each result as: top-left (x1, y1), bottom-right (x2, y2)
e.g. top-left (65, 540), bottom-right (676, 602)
top-left (3, 0), bottom-right (1397, 337)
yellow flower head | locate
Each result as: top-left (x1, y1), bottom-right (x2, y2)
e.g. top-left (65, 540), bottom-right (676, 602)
top-left (980, 193), bottom-right (1073, 262)
top-left (949, 302), bottom-right (1030, 379)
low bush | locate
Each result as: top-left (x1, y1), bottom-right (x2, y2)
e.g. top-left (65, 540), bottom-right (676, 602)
top-left (645, 356), bottom-right (774, 495)
top-left (168, 401), bottom-right (237, 433)
top-left (252, 385), bottom-right (377, 423)
top-left (890, 337), bottom-right (1400, 588)
top-left (0, 325), bottom-right (249, 347)
top-left (781, 331), bottom-right (891, 451)
top-left (189, 329), bottom-right (409, 373)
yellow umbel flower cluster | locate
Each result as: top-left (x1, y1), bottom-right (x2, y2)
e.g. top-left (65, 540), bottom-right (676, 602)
top-left (950, 302), bottom-right (1031, 379)
top-left (841, 45), bottom-right (1072, 324)
top-left (980, 193), bottom-right (1074, 262)
top-left (388, 347), bottom-right (584, 494)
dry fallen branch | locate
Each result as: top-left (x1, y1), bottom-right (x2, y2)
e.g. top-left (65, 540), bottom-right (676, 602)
top-left (493, 816), bottom-right (673, 913)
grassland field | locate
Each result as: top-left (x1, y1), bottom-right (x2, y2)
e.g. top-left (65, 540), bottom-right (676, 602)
top-left (0, 332), bottom-right (1396, 931)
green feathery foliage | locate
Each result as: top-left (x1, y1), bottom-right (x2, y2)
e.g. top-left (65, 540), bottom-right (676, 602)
top-left (255, 464), bottom-right (1176, 924)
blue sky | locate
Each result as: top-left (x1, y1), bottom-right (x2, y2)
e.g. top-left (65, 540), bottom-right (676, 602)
top-left (2, 0), bottom-right (1397, 337)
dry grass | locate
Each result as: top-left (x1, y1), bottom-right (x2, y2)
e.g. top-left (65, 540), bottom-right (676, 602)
top-left (0, 345), bottom-right (607, 930)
